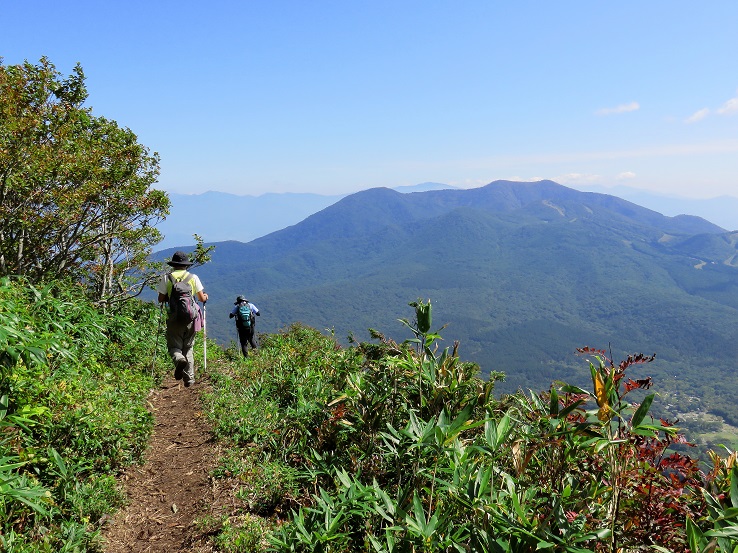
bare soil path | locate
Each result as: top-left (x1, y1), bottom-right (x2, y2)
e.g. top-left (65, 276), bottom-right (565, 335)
top-left (103, 375), bottom-right (220, 552)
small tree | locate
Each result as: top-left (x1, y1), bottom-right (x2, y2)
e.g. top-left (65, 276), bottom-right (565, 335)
top-left (0, 57), bottom-right (169, 305)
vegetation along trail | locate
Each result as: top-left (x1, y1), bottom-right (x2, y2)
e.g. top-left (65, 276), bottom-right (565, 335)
top-left (103, 374), bottom-right (219, 553)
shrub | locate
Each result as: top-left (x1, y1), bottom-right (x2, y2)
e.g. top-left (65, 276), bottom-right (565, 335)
top-left (0, 277), bottom-right (167, 550)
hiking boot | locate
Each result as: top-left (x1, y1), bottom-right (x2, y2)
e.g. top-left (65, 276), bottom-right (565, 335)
top-left (184, 379), bottom-right (195, 388)
top-left (173, 354), bottom-right (187, 380)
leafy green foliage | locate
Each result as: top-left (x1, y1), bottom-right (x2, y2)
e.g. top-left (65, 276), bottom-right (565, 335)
top-left (0, 57), bottom-right (169, 306)
top-left (686, 451), bottom-right (738, 553)
top-left (0, 277), bottom-right (168, 551)
top-left (213, 513), bottom-right (272, 552)
top-left (201, 301), bottom-right (738, 552)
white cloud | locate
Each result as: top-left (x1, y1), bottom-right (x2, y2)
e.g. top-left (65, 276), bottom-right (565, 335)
top-left (717, 90), bottom-right (738, 115)
top-left (616, 171), bottom-right (636, 180)
top-left (596, 102), bottom-right (640, 116)
top-left (554, 173), bottom-right (602, 184)
top-left (449, 178), bottom-right (490, 188)
top-left (685, 108), bottom-right (710, 123)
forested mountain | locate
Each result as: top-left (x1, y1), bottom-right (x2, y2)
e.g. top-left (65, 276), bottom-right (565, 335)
top-left (162, 180), bottom-right (738, 423)
top-left (158, 184), bottom-right (738, 251)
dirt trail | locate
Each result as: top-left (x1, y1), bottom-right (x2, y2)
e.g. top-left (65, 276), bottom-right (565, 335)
top-left (103, 376), bottom-right (220, 552)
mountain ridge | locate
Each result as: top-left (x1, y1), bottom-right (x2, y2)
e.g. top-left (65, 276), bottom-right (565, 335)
top-left (156, 181), bottom-right (737, 251)
top-left (233, 180), bottom-right (726, 270)
top-left (155, 182), bottom-right (457, 250)
top-left (582, 184), bottom-right (738, 232)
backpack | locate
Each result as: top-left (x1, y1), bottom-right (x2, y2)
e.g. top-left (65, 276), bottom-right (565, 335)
top-left (236, 303), bottom-right (255, 328)
top-left (167, 272), bottom-right (198, 323)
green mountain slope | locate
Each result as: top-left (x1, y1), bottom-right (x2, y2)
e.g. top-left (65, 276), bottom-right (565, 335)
top-left (170, 180), bottom-right (738, 421)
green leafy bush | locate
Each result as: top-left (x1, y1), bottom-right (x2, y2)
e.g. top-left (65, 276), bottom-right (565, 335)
top-left (202, 300), bottom-right (738, 553)
top-left (0, 277), bottom-right (167, 551)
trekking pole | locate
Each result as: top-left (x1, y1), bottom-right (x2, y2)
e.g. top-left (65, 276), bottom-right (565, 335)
top-left (150, 303), bottom-right (164, 376)
top-left (202, 301), bottom-right (207, 372)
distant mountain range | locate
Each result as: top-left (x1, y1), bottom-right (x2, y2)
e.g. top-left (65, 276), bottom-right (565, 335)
top-left (155, 180), bottom-right (738, 426)
top-left (155, 182), bottom-right (456, 250)
top-left (154, 191), bottom-right (343, 250)
top-left (155, 182), bottom-right (738, 252)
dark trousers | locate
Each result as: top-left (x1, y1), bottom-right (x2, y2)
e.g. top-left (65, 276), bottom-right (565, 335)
top-left (237, 324), bottom-right (257, 357)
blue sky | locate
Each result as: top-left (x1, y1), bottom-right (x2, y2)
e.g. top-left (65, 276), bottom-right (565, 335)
top-left (3, 1), bottom-right (737, 198)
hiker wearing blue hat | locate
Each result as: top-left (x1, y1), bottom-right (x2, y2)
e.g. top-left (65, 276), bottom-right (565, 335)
top-left (156, 251), bottom-right (209, 386)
